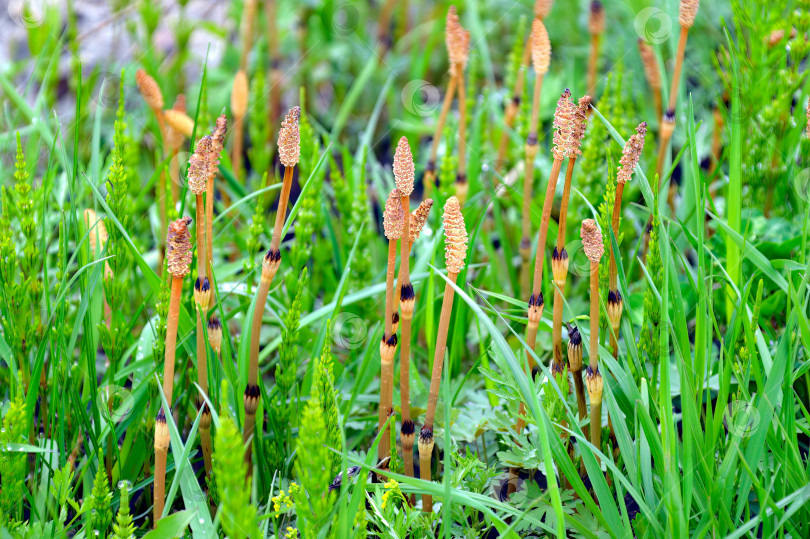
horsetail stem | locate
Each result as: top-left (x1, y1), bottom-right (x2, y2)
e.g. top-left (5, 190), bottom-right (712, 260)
top-left (519, 19), bottom-right (551, 298)
top-left (244, 107), bottom-right (300, 473)
top-left (421, 196), bottom-right (467, 512)
top-left (581, 218), bottom-right (604, 460)
top-left (587, 2), bottom-right (605, 94)
top-left (154, 216), bottom-right (192, 525)
top-left (496, 0), bottom-right (553, 170)
top-left (380, 188), bottom-right (405, 462)
top-left (231, 70), bottom-right (249, 181)
top-left (609, 123), bottom-right (647, 357)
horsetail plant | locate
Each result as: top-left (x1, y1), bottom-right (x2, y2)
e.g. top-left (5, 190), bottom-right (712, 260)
top-left (567, 325), bottom-right (586, 420)
top-left (551, 97), bottom-right (591, 372)
top-left (400, 198), bottom-right (433, 497)
top-left (154, 216), bottom-right (192, 526)
top-left (188, 135), bottom-right (214, 476)
top-left (420, 196), bottom-right (467, 512)
top-left (245, 106), bottom-right (300, 471)
top-left (581, 219), bottom-right (604, 454)
top-left (496, 0), bottom-right (553, 170)
top-left (608, 123), bottom-right (646, 358)
top-left (446, 8), bottom-right (472, 204)
top-left (392, 138), bottom-right (415, 472)
top-left (587, 2), bottom-right (605, 94)
top-left (519, 19), bottom-right (551, 298)
top-left (207, 115), bottom-right (227, 277)
top-left (231, 70), bottom-right (249, 181)
top-left (424, 6), bottom-right (466, 192)
top-left (638, 39), bottom-right (662, 122)
top-left (380, 187), bottom-right (405, 462)
top-left (657, 0), bottom-right (699, 184)
top-left (163, 96), bottom-right (193, 207)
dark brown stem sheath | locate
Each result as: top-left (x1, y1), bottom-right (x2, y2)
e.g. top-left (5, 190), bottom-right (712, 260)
top-left (424, 74), bottom-right (458, 191)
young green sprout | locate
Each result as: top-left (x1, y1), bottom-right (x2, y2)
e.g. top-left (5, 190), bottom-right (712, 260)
top-left (420, 196), bottom-right (467, 512)
top-left (244, 107), bottom-right (300, 473)
top-left (379, 187), bottom-right (405, 463)
top-left (581, 218), bottom-right (604, 457)
top-left (154, 216), bottom-right (192, 526)
top-left (519, 19), bottom-right (551, 297)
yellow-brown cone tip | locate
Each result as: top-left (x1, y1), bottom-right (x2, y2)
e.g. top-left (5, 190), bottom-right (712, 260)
top-left (409, 199), bottom-right (434, 243)
top-left (580, 219), bottom-right (604, 263)
top-left (163, 109), bottom-right (194, 138)
top-left (445, 6), bottom-right (471, 73)
top-left (167, 217), bottom-right (193, 278)
top-left (551, 89), bottom-right (575, 161)
top-left (383, 188), bottom-right (406, 240)
top-left (443, 196), bottom-right (468, 274)
top-left (530, 19), bottom-right (551, 75)
top-left (136, 68), bottom-right (163, 111)
top-left (534, 0), bottom-right (553, 19)
top-left (188, 136), bottom-right (213, 195)
top-left (569, 95), bottom-right (592, 158)
top-left (679, 0), bottom-right (699, 28)
top-left (617, 122), bottom-right (647, 184)
top-left (278, 106), bottom-right (301, 168)
top-left (393, 137), bottom-right (415, 196)
top-left (231, 70), bottom-right (249, 119)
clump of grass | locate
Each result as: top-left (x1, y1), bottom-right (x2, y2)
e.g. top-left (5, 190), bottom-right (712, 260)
top-left (580, 218), bottom-right (604, 456)
top-left (380, 187), bottom-right (405, 462)
top-left (608, 123), bottom-right (647, 358)
top-left (244, 106), bottom-right (300, 471)
top-left (154, 216), bottom-right (192, 525)
top-left (419, 196), bottom-right (467, 512)
top-left (519, 19), bottom-right (551, 297)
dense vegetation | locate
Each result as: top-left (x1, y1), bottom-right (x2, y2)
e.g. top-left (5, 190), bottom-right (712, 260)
top-left (1, 0), bottom-right (809, 537)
